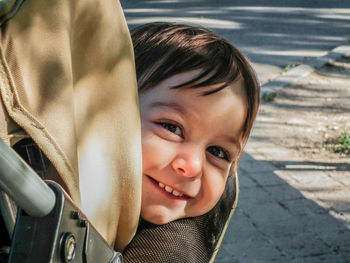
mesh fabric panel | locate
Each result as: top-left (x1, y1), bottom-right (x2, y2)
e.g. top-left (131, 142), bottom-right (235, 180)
top-left (124, 175), bottom-right (236, 263)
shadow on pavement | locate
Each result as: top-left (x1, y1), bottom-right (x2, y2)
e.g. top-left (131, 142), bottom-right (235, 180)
top-left (119, 1), bottom-right (350, 261)
top-left (121, 0), bottom-right (350, 67)
top-left (215, 152), bottom-right (350, 262)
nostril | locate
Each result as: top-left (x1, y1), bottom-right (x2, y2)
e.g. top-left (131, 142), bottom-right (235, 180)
top-left (177, 167), bottom-right (185, 174)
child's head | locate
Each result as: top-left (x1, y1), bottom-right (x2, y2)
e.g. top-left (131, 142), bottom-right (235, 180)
top-left (131, 22), bottom-right (260, 225)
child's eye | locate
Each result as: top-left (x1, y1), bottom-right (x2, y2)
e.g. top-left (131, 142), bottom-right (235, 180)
top-left (207, 146), bottom-right (230, 161)
top-left (158, 122), bottom-right (183, 137)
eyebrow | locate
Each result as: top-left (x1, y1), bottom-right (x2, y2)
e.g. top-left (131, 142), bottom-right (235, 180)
top-left (149, 101), bottom-right (188, 115)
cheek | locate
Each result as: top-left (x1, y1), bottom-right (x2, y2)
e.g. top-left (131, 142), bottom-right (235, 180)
top-left (196, 171), bottom-right (227, 214)
top-left (141, 130), bottom-right (157, 171)
top-left (141, 128), bottom-right (175, 172)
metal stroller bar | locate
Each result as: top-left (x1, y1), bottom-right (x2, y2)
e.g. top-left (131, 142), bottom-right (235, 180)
top-left (0, 138), bottom-right (55, 217)
top-left (0, 138), bottom-right (123, 262)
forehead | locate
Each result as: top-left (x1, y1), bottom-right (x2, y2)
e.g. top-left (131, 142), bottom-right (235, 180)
top-left (139, 71), bottom-right (248, 142)
top-left (140, 69), bottom-right (246, 97)
top-left (140, 69), bottom-right (247, 101)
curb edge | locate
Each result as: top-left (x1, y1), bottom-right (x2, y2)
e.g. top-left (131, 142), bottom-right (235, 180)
top-left (260, 43), bottom-right (350, 96)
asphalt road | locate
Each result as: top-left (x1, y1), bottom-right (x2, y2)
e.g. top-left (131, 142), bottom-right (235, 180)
top-left (121, 0), bottom-right (350, 83)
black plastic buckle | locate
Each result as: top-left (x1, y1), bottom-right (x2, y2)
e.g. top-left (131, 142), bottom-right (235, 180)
top-left (8, 181), bottom-right (123, 263)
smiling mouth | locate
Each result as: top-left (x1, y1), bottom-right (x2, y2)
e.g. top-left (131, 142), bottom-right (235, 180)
top-left (147, 176), bottom-right (190, 199)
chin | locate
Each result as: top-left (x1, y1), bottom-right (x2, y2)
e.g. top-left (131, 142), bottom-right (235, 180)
top-left (141, 212), bottom-right (172, 225)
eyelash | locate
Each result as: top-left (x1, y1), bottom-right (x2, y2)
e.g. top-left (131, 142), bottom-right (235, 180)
top-left (207, 146), bottom-right (231, 162)
top-left (157, 122), bottom-right (183, 137)
top-left (156, 121), bottom-right (231, 162)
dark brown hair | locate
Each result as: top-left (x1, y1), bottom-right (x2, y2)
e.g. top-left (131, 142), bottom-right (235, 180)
top-left (131, 22), bottom-right (260, 146)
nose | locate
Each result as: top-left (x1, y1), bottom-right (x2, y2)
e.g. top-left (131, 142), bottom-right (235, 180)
top-left (171, 146), bottom-right (203, 178)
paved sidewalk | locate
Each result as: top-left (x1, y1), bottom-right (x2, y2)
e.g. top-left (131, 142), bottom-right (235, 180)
top-left (215, 50), bottom-right (350, 262)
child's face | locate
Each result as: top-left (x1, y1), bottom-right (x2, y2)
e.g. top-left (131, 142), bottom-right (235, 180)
top-left (139, 71), bottom-right (247, 225)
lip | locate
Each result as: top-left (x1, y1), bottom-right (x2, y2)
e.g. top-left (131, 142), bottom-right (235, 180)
top-left (145, 175), bottom-right (190, 201)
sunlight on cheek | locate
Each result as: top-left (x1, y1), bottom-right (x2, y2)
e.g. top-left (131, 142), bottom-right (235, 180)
top-left (79, 141), bottom-right (113, 219)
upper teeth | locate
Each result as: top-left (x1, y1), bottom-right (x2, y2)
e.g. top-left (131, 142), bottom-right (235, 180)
top-left (158, 182), bottom-right (184, 197)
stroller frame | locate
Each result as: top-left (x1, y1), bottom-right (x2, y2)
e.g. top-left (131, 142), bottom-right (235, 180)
top-left (0, 139), bottom-right (123, 262)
